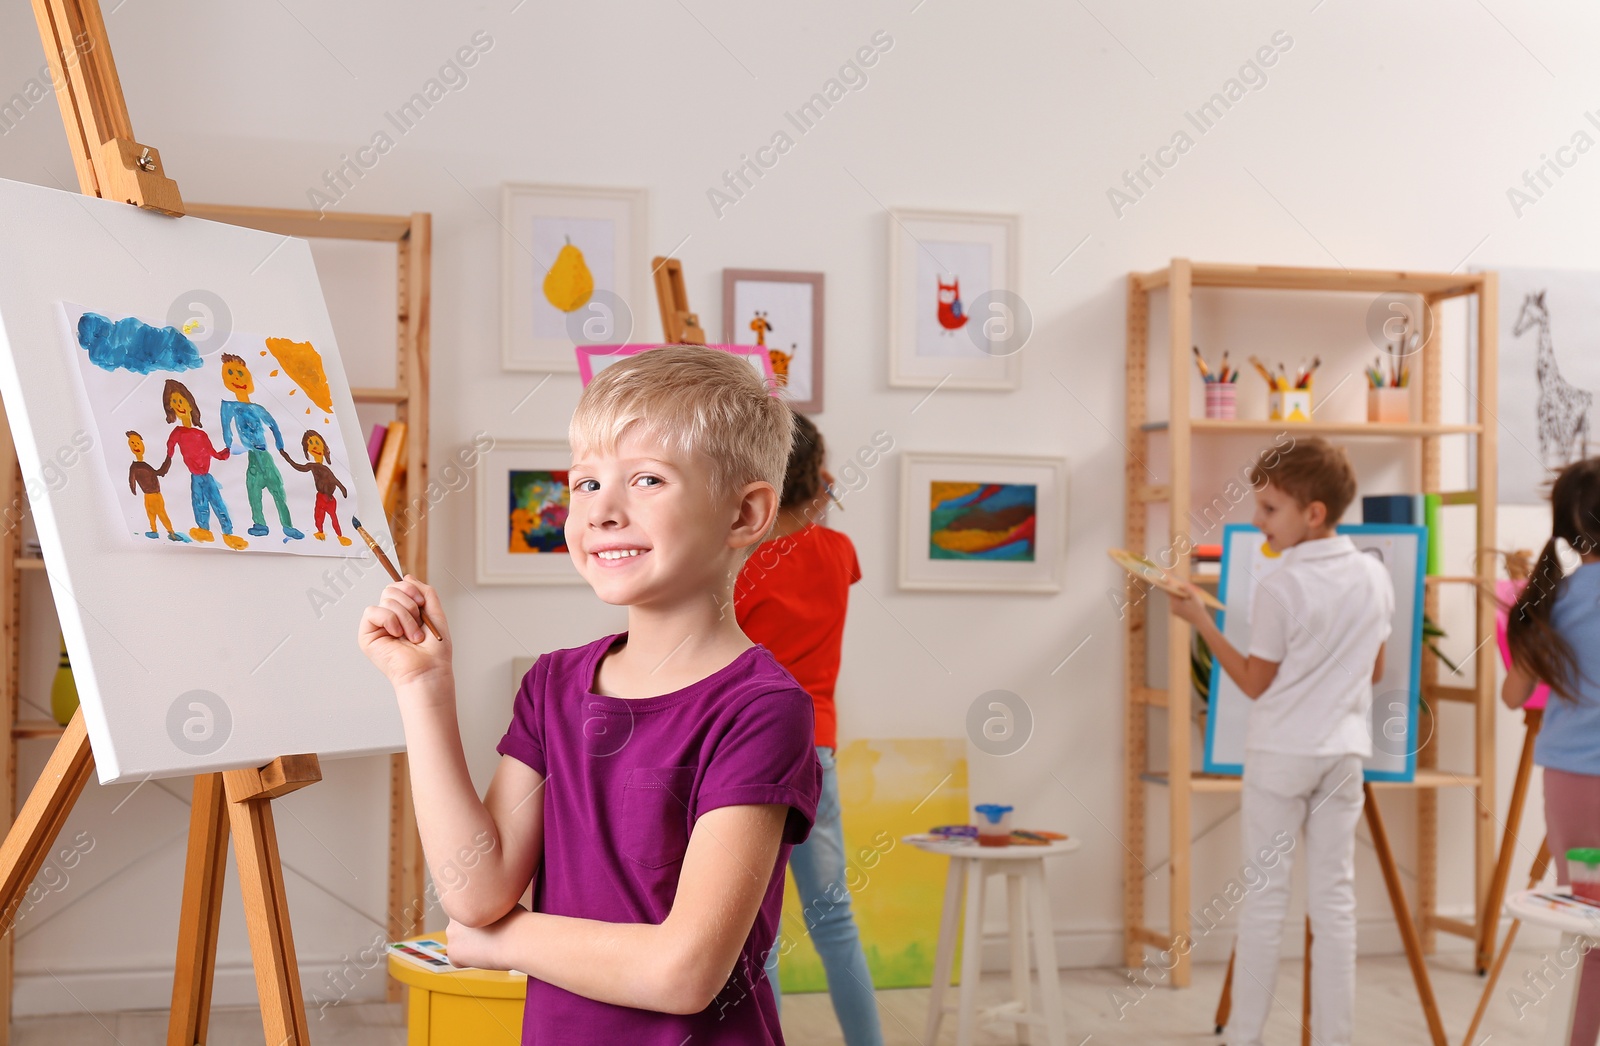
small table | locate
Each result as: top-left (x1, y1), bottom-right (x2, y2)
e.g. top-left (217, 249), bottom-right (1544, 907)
top-left (907, 836), bottom-right (1081, 1046)
top-left (1505, 890), bottom-right (1600, 1044)
top-left (387, 934), bottom-right (527, 1046)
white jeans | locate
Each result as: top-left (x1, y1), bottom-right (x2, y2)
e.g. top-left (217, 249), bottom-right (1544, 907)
top-left (1229, 750), bottom-right (1364, 1046)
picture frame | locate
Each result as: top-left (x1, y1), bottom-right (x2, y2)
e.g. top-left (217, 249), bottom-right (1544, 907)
top-left (721, 268), bottom-right (825, 412)
top-left (898, 452), bottom-right (1066, 592)
top-left (476, 440), bottom-right (584, 586)
top-left (501, 183), bottom-right (648, 372)
top-left (574, 343), bottom-right (777, 389)
top-left (887, 209), bottom-right (1021, 390)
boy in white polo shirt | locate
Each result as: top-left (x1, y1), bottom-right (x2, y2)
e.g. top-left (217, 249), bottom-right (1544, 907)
top-left (1172, 437), bottom-right (1393, 1046)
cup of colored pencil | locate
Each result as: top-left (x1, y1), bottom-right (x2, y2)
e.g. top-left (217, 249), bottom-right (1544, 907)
top-left (1193, 346), bottom-right (1237, 419)
top-left (1251, 355), bottom-right (1319, 422)
top-left (1366, 353), bottom-right (1411, 423)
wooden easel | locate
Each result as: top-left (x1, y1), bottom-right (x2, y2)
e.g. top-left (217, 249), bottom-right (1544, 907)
top-left (1475, 549), bottom-right (1542, 973)
top-left (1211, 784), bottom-right (1449, 1046)
top-left (0, 3), bottom-right (320, 1042)
top-left (651, 256), bottom-right (707, 345)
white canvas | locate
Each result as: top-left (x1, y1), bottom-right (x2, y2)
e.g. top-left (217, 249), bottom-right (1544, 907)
top-left (1203, 525), bottom-right (1423, 782)
top-left (732, 280), bottom-right (813, 403)
top-left (1493, 267), bottom-right (1600, 504)
top-left (0, 176), bottom-right (402, 783)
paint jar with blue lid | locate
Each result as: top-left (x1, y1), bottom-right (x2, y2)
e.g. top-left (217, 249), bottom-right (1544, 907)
top-left (974, 803), bottom-right (1014, 847)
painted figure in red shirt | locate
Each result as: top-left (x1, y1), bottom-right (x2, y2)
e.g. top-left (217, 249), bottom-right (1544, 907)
top-left (160, 379), bottom-right (247, 550)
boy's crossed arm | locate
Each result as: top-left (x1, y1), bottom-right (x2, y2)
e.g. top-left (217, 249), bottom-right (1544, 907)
top-left (448, 802), bottom-right (789, 1015)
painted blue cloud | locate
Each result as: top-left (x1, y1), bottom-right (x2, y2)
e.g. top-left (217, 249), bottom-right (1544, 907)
top-left (76, 312), bottom-right (203, 375)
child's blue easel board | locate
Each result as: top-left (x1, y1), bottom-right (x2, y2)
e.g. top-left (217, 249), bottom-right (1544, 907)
top-left (1202, 523), bottom-right (1426, 782)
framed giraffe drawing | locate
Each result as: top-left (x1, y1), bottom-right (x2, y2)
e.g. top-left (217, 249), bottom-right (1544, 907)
top-left (721, 269), bottom-right (825, 413)
top-left (1484, 268), bottom-right (1600, 504)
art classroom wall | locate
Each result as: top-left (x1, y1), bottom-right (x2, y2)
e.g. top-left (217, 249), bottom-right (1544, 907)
top-left (0, 0), bottom-right (1587, 1012)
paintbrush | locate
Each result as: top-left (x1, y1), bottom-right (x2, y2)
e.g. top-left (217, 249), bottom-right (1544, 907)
top-left (351, 516), bottom-right (442, 641)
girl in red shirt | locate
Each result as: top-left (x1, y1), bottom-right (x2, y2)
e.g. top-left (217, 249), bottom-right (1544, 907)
top-left (737, 414), bottom-right (881, 1046)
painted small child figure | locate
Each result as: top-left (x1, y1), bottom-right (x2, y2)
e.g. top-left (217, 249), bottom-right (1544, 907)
top-left (281, 430), bottom-right (351, 545)
top-left (125, 431), bottom-right (187, 542)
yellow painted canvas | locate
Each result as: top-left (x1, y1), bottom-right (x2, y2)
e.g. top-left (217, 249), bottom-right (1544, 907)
top-left (777, 738), bottom-right (968, 992)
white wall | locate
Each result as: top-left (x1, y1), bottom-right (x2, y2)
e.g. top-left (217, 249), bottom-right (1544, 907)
top-left (0, 0), bottom-right (1588, 1014)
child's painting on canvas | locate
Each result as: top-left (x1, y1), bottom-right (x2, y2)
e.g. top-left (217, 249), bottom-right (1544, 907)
top-left (509, 469), bottom-right (569, 553)
top-left (64, 304), bottom-right (361, 557)
top-left (928, 481), bottom-right (1037, 561)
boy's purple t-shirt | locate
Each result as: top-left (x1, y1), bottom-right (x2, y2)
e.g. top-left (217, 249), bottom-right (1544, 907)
top-left (496, 632), bottom-right (821, 1045)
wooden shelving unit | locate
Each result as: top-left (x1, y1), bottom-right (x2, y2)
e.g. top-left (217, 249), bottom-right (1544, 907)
top-left (0, 204), bottom-right (431, 1019)
top-left (1122, 259), bottom-right (1499, 986)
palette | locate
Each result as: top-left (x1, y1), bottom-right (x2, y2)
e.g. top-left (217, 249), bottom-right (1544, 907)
top-left (1106, 547), bottom-right (1225, 611)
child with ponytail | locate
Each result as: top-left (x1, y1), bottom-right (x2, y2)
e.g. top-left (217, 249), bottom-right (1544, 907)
top-left (1505, 456), bottom-right (1600, 1046)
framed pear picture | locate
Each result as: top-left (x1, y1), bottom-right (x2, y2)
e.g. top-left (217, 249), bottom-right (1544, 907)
top-left (501, 184), bottom-right (647, 372)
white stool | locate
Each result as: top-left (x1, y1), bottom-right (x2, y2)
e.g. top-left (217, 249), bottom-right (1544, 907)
top-left (907, 836), bottom-right (1081, 1046)
top-left (1505, 890), bottom-right (1600, 1044)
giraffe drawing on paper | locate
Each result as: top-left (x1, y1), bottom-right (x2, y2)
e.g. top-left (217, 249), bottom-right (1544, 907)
top-left (1513, 290), bottom-right (1593, 469)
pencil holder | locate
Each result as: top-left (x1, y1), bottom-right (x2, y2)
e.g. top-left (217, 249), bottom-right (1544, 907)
top-left (1204, 382), bottom-right (1237, 420)
top-left (1268, 390), bottom-right (1312, 422)
top-left (1367, 387), bottom-right (1410, 424)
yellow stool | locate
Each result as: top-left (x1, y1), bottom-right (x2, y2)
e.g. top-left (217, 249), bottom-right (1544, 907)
top-left (387, 933), bottom-right (526, 1046)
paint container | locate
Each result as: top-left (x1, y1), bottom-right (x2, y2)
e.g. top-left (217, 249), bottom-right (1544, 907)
top-left (974, 804), bottom-right (1014, 847)
top-left (1568, 848), bottom-right (1600, 903)
top-left (1204, 382), bottom-right (1237, 420)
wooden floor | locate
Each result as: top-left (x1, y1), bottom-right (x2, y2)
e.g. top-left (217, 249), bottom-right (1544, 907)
top-left (9, 951), bottom-right (1555, 1044)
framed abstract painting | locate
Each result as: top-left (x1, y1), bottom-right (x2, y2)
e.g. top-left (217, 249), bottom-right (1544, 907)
top-left (476, 440), bottom-right (583, 585)
top-left (887, 209), bottom-right (1021, 390)
top-left (721, 268), bottom-right (825, 412)
top-left (501, 184), bottom-right (647, 372)
top-left (898, 452), bottom-right (1066, 592)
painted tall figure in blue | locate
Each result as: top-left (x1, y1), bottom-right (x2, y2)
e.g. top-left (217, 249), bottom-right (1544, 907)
top-left (219, 353), bottom-right (304, 541)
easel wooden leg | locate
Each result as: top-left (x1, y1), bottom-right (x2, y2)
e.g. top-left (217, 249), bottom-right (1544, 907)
top-left (0, 711), bottom-right (92, 922)
top-left (1365, 783), bottom-right (1447, 1046)
top-left (1301, 918), bottom-right (1312, 1046)
top-left (1477, 708), bottom-right (1542, 973)
top-left (168, 773), bottom-right (229, 1046)
top-left (1461, 837), bottom-right (1551, 1046)
top-left (1214, 946), bottom-right (1234, 1033)
top-left (224, 759), bottom-right (321, 1046)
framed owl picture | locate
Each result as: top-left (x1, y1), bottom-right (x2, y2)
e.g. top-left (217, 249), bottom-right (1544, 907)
top-left (887, 209), bottom-right (1022, 391)
top-left (722, 269), bottom-right (825, 413)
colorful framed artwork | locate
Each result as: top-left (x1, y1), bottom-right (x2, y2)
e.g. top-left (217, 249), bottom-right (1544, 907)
top-left (574, 343), bottom-right (778, 390)
top-left (898, 452), bottom-right (1066, 592)
top-left (721, 269), bottom-right (825, 412)
top-left (501, 184), bottom-right (647, 372)
top-left (476, 440), bottom-right (583, 586)
top-left (887, 209), bottom-right (1020, 390)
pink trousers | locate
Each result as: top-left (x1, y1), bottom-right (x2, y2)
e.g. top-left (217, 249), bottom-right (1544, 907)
top-left (1544, 766), bottom-right (1600, 1046)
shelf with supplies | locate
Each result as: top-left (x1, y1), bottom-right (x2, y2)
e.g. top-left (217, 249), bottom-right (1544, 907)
top-left (1121, 257), bottom-right (1501, 986)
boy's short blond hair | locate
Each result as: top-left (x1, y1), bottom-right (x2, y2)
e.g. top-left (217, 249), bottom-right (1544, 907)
top-left (569, 345), bottom-right (793, 508)
top-left (1246, 436), bottom-right (1358, 522)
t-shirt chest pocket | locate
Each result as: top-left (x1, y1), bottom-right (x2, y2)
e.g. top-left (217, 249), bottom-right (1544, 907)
top-left (621, 766), bottom-right (697, 869)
